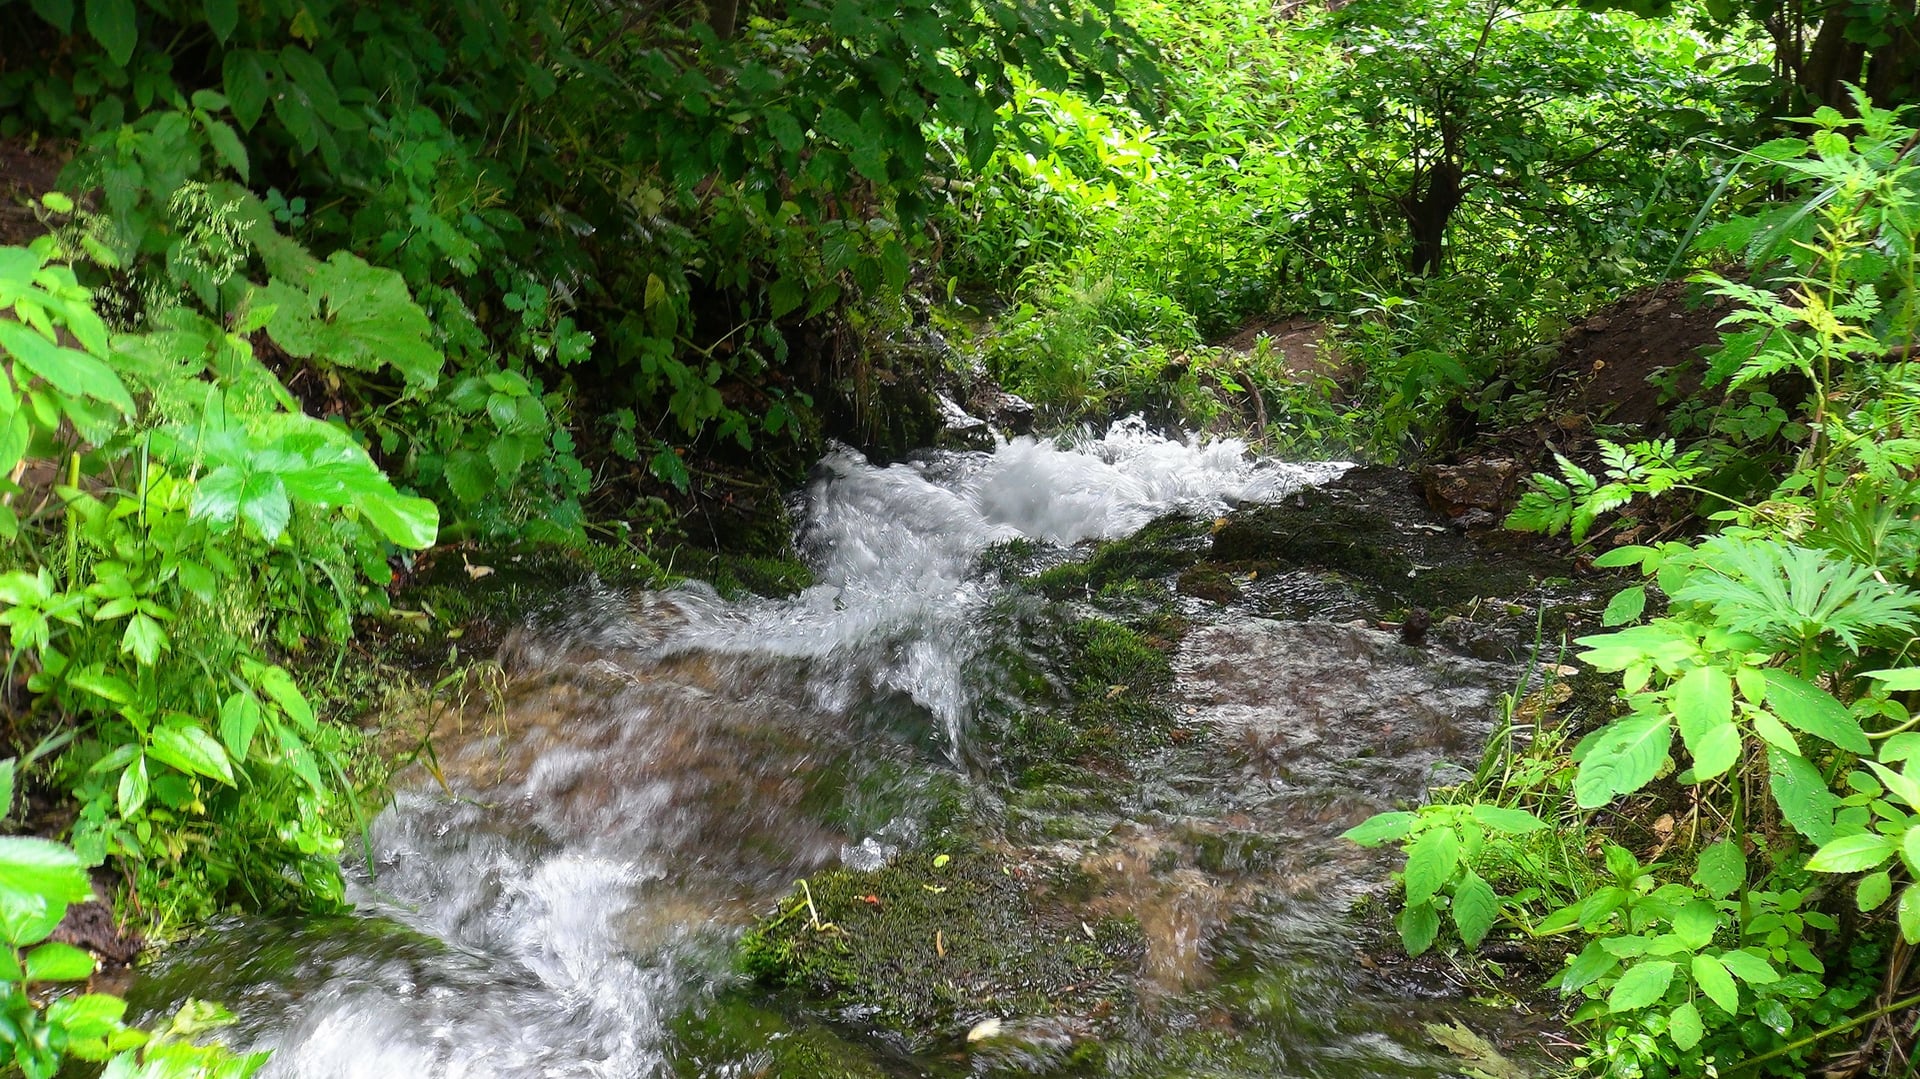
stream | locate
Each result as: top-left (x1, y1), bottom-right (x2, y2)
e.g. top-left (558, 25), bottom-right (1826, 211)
top-left (133, 420), bottom-right (1585, 1078)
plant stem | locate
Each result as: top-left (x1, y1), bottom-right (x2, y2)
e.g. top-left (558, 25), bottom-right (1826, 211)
top-left (1728, 990), bottom-right (1920, 1073)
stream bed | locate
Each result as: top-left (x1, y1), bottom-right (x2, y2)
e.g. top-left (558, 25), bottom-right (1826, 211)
top-left (131, 421), bottom-right (1595, 1078)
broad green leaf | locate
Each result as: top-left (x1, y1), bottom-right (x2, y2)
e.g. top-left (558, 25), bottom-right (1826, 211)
top-left (1763, 669), bottom-right (1868, 754)
top-left (1342, 811), bottom-right (1415, 846)
top-left (1902, 886), bottom-right (1920, 943)
top-left (121, 613), bottom-right (166, 666)
top-left (1593, 545), bottom-right (1656, 569)
top-left (1859, 870), bottom-right (1894, 911)
top-left (1716, 948), bottom-right (1779, 984)
top-left (1865, 668), bottom-right (1920, 692)
top-left (0, 322), bottom-right (134, 412)
top-left (264, 254), bottom-right (443, 390)
top-left (202, 118), bottom-right (250, 182)
top-left (1769, 746), bottom-right (1839, 843)
top-left (1750, 709), bottom-right (1799, 753)
top-left (25, 941), bottom-right (95, 981)
top-left (30, 0), bottom-right (74, 34)
top-left (219, 693), bottom-right (263, 760)
top-left (1402, 826), bottom-right (1459, 906)
top-left (1560, 939), bottom-right (1618, 993)
top-left (85, 0), bottom-right (137, 67)
top-left (0, 837), bottom-right (92, 946)
top-left (149, 724), bottom-right (235, 786)
top-left (357, 492), bottom-right (439, 549)
top-left (1671, 899), bottom-right (1718, 950)
top-left (238, 471), bottom-right (292, 540)
top-left (1469, 805), bottom-right (1547, 833)
top-left (223, 49), bottom-right (270, 130)
top-left (204, 0), bottom-right (237, 42)
top-left (1691, 840), bottom-right (1745, 898)
top-left (1574, 716), bottom-right (1672, 808)
top-left (116, 754), bottom-right (147, 816)
top-left (1669, 1000), bottom-right (1703, 1050)
top-left (1451, 869), bottom-right (1497, 949)
top-left (1602, 585), bottom-right (1647, 626)
top-left (1607, 960), bottom-right (1677, 1012)
top-left (1806, 832), bottom-right (1894, 873)
top-left (44, 992), bottom-right (126, 1036)
top-left (1397, 900), bottom-right (1439, 956)
top-left (1692, 952), bottom-right (1738, 1013)
top-left (254, 665), bottom-right (315, 731)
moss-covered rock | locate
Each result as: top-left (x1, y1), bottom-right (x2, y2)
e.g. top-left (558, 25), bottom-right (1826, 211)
top-left (666, 994), bottom-right (897, 1079)
top-left (739, 852), bottom-right (1144, 1048)
top-left (1208, 465), bottom-right (1573, 624)
top-left (1027, 514), bottom-right (1212, 599)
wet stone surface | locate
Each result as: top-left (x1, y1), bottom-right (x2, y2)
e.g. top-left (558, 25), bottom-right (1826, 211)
top-left (132, 429), bottom-right (1593, 1078)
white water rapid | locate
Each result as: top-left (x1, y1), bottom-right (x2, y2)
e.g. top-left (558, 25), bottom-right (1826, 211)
top-left (142, 423), bottom-right (1353, 1079)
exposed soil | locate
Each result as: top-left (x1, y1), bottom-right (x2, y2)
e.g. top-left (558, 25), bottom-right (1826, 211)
top-left (0, 138), bottom-right (65, 246)
top-left (1212, 315), bottom-right (1355, 394)
top-left (1419, 279), bottom-right (1740, 533)
top-left (1548, 278), bottom-right (1735, 433)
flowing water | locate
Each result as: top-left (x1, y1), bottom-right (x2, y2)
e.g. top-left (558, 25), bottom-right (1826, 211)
top-left (134, 421), bottom-right (1558, 1078)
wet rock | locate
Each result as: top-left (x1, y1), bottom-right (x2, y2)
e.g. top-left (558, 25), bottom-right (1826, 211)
top-left (933, 392), bottom-right (995, 451)
top-left (969, 385), bottom-right (1036, 435)
top-left (1420, 458), bottom-right (1520, 525)
top-left (738, 851), bottom-right (1144, 1049)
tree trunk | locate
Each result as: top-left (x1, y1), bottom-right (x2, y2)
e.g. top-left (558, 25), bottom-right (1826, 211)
top-left (1400, 159), bottom-right (1464, 277)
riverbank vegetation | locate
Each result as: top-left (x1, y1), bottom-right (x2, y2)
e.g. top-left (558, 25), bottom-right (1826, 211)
top-left (1, 0), bottom-right (1918, 1073)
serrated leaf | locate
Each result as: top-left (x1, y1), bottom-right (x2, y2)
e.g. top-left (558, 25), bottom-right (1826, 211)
top-left (1575, 715), bottom-right (1672, 808)
top-left (1806, 832), bottom-right (1895, 873)
top-left (116, 755), bottom-right (147, 816)
top-left (1451, 869), bottom-right (1497, 948)
top-left (1692, 952), bottom-right (1739, 1013)
top-left (86, 0), bottom-right (137, 67)
top-left (1717, 948), bottom-right (1778, 984)
top-left (1770, 746), bottom-right (1839, 843)
top-left (203, 0), bottom-right (237, 40)
top-left (26, 941), bottom-right (95, 981)
top-left (1603, 585), bottom-right (1647, 626)
top-left (1671, 899), bottom-right (1719, 950)
top-left (1402, 826), bottom-right (1459, 906)
top-left (1342, 811), bottom-right (1416, 846)
top-left (1865, 668), bottom-right (1920, 691)
top-left (1669, 1000), bottom-right (1703, 1049)
top-left (1692, 840), bottom-right (1745, 898)
top-left (1763, 669), bottom-right (1868, 754)
top-left (148, 724), bottom-right (234, 786)
top-left (1560, 939), bottom-right (1618, 993)
top-left (1397, 900), bottom-right (1439, 956)
top-left (1608, 960), bottom-right (1677, 1012)
top-left (219, 693), bottom-right (263, 760)
top-left (253, 664), bottom-right (315, 731)
top-left (1859, 870), bottom-right (1894, 911)
top-left (1469, 805), bottom-right (1548, 833)
top-left (1902, 886), bottom-right (1920, 943)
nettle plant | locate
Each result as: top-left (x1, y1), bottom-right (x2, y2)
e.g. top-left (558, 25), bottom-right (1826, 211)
top-left (0, 837), bottom-right (264, 1078)
top-left (1345, 803), bottom-right (1550, 954)
top-left (1354, 91), bottom-right (1920, 1076)
top-left (0, 220), bottom-right (438, 924)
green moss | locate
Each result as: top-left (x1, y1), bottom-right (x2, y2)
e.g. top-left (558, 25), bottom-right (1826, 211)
top-left (738, 852), bottom-right (1144, 1046)
top-left (1176, 563), bottom-right (1242, 604)
top-left (1027, 514), bottom-right (1212, 599)
top-left (666, 994), bottom-right (896, 1079)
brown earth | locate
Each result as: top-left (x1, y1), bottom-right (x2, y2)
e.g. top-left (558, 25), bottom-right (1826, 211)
top-left (1422, 278), bottom-right (1739, 531)
top-left (0, 139), bottom-right (66, 246)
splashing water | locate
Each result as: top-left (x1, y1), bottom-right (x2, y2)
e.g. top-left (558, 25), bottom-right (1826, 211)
top-left (133, 422), bottom-right (1354, 1078)
top-left (671, 419), bottom-right (1348, 751)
